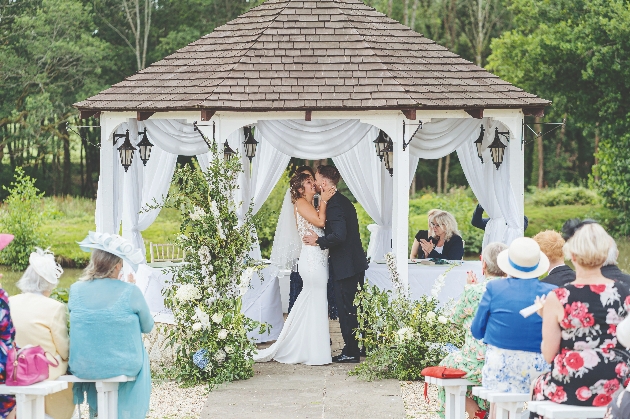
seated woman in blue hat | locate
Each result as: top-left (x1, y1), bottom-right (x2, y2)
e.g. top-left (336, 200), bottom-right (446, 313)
top-left (69, 232), bottom-right (153, 419)
top-left (471, 237), bottom-right (557, 397)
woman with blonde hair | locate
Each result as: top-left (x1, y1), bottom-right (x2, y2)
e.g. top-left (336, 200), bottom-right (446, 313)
top-left (69, 232), bottom-right (152, 419)
top-left (531, 220), bottom-right (630, 412)
top-left (410, 209), bottom-right (464, 260)
top-left (10, 248), bottom-right (74, 419)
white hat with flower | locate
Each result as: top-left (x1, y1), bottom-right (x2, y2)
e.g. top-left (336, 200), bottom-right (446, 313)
top-left (77, 231), bottom-right (145, 271)
top-left (29, 248), bottom-right (63, 286)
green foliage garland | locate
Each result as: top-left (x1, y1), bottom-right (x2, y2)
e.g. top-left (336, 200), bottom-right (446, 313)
top-left (155, 141), bottom-right (265, 387)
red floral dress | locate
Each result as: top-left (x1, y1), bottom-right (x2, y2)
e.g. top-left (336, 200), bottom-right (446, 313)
top-left (532, 283), bottom-right (630, 411)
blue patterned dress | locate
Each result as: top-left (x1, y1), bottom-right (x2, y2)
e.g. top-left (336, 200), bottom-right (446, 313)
top-left (0, 289), bottom-right (16, 418)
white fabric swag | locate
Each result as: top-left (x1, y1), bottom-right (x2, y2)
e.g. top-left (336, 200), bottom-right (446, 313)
top-left (97, 117), bottom-right (522, 266)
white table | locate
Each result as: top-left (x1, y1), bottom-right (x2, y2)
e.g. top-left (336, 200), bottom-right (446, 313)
top-left (134, 263), bottom-right (284, 343)
top-left (365, 261), bottom-right (483, 305)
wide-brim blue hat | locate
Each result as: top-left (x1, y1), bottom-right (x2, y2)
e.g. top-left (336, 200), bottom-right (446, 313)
top-left (78, 231), bottom-right (145, 272)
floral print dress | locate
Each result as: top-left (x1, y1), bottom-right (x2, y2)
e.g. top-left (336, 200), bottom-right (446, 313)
top-left (532, 283), bottom-right (630, 411)
top-left (437, 278), bottom-right (497, 417)
top-left (0, 289), bottom-right (16, 418)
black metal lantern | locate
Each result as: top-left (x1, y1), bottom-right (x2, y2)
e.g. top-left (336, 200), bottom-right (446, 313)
top-left (373, 130), bottom-right (389, 161)
top-left (223, 139), bottom-right (236, 161)
top-left (474, 125), bottom-right (485, 163)
top-left (243, 126), bottom-right (258, 162)
top-left (383, 139), bottom-right (394, 176)
top-left (136, 128), bottom-right (153, 166)
top-left (116, 130), bottom-right (136, 172)
top-left (489, 128), bottom-right (508, 169)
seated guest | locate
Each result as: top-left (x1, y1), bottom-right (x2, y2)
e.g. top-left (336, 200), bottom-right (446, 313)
top-left (411, 209), bottom-right (464, 260)
top-left (604, 316), bottom-right (630, 419)
top-left (70, 233), bottom-right (153, 419)
top-left (601, 240), bottom-right (630, 290)
top-left (534, 230), bottom-right (576, 287)
top-left (532, 221), bottom-right (630, 412)
top-left (471, 237), bottom-right (556, 393)
top-left (10, 249), bottom-right (73, 419)
top-left (437, 242), bottom-right (508, 419)
top-left (471, 204), bottom-right (529, 232)
top-left (0, 234), bottom-right (15, 419)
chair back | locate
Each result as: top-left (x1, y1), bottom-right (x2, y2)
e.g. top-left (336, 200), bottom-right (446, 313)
top-left (150, 243), bottom-right (186, 263)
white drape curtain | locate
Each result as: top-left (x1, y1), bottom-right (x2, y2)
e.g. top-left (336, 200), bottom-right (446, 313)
top-left (97, 116), bottom-right (522, 265)
top-left (410, 117), bottom-right (523, 248)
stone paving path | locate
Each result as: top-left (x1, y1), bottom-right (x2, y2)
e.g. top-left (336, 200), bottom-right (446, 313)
top-left (200, 320), bottom-right (406, 419)
top-left (199, 362), bottom-right (405, 419)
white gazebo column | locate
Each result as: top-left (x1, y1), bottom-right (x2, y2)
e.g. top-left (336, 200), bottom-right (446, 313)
top-left (391, 120), bottom-right (409, 294)
top-left (97, 113), bottom-right (129, 234)
top-left (488, 110), bottom-right (526, 228)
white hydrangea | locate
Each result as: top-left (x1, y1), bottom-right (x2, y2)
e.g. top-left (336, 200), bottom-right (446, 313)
top-left (426, 311), bottom-right (437, 322)
top-left (198, 246), bottom-right (211, 264)
top-left (396, 327), bottom-right (415, 343)
top-left (192, 323), bottom-right (202, 332)
top-left (218, 329), bottom-right (228, 340)
top-left (212, 312), bottom-right (223, 324)
top-left (192, 307), bottom-right (211, 329)
top-left (437, 315), bottom-right (448, 324)
top-left (189, 206), bottom-right (206, 221)
top-left (176, 284), bottom-right (201, 302)
top-left (213, 349), bottom-right (226, 364)
top-left (224, 345), bottom-right (234, 354)
top-left (209, 201), bottom-right (220, 219)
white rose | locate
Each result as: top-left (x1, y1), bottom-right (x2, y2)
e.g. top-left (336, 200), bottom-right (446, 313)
top-left (212, 313), bottom-right (223, 324)
top-left (192, 323), bottom-right (202, 332)
top-left (218, 329), bottom-right (228, 340)
top-left (426, 311), bottom-right (437, 321)
top-left (224, 345), bottom-right (234, 354)
top-left (438, 315), bottom-right (448, 324)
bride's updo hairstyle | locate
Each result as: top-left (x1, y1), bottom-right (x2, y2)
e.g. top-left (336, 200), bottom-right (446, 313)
top-left (290, 172), bottom-right (312, 204)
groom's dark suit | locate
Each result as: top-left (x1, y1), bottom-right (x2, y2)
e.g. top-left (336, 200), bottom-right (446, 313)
top-left (316, 191), bottom-right (368, 359)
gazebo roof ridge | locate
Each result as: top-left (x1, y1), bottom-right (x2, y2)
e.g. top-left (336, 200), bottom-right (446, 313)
top-left (75, 0), bottom-right (550, 113)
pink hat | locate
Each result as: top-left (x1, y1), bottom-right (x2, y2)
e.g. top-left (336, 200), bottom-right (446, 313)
top-left (0, 234), bottom-right (14, 251)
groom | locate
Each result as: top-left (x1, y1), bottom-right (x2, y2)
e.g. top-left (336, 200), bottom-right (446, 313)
top-left (303, 165), bottom-right (369, 363)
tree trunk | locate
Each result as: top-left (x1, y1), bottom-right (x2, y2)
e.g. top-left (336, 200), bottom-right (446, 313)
top-left (403, 0), bottom-right (409, 26)
top-left (444, 153), bottom-right (451, 192)
top-left (594, 122), bottom-right (600, 181)
top-left (411, 174), bottom-right (416, 196)
top-left (388, 0), bottom-right (393, 16)
top-left (60, 122), bottom-right (71, 196)
top-left (410, 0), bottom-right (419, 30)
top-left (536, 117), bottom-right (544, 188)
top-left (437, 157), bottom-right (443, 194)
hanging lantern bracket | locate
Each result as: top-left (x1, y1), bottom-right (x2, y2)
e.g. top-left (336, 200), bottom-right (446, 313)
top-left (194, 121), bottom-right (214, 149)
top-left (402, 120), bottom-right (422, 151)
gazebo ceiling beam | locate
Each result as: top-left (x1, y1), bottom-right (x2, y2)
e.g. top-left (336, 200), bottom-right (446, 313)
top-left (201, 110), bottom-right (216, 121)
top-left (465, 109), bottom-right (484, 119)
top-left (523, 107), bottom-right (545, 117)
top-left (401, 109), bottom-right (417, 120)
top-left (137, 111), bottom-right (155, 121)
top-left (80, 110), bottom-right (100, 120)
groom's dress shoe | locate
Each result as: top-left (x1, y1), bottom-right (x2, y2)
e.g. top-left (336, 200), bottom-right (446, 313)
top-left (332, 354), bottom-right (360, 363)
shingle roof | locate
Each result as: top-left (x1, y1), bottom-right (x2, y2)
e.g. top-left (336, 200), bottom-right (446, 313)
top-left (75, 0), bottom-right (549, 112)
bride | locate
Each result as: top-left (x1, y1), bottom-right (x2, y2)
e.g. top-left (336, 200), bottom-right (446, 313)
top-left (254, 171), bottom-right (336, 365)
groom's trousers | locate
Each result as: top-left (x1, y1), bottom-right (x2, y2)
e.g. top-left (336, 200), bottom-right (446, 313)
top-left (333, 271), bottom-right (365, 358)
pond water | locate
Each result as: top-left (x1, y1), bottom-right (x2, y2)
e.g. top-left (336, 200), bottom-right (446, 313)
top-left (0, 266), bottom-right (83, 296)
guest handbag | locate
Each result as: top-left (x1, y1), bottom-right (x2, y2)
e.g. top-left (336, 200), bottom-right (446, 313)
top-left (6, 345), bottom-right (59, 386)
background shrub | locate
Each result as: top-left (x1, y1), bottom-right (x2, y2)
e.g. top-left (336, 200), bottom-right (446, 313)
top-left (528, 183), bottom-right (602, 207)
top-left (0, 167), bottom-right (49, 270)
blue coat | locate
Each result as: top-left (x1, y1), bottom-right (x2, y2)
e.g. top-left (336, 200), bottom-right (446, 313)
top-left (471, 277), bottom-right (556, 353)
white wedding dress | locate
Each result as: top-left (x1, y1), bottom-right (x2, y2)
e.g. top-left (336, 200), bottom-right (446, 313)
top-left (253, 210), bottom-right (332, 365)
